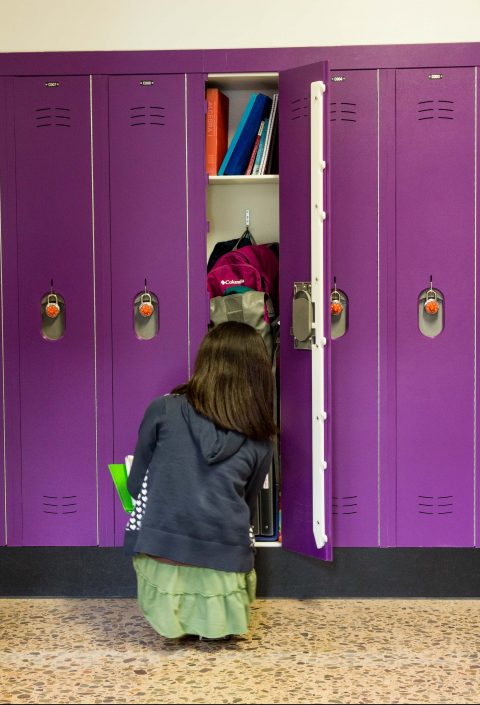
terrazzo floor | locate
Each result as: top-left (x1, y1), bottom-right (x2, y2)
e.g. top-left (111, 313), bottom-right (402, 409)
top-left (1, 598), bottom-right (479, 704)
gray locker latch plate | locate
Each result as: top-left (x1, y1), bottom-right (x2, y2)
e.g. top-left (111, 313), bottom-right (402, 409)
top-left (291, 282), bottom-right (314, 349)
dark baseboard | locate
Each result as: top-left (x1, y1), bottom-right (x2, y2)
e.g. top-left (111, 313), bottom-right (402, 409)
top-left (2, 547), bottom-right (480, 598)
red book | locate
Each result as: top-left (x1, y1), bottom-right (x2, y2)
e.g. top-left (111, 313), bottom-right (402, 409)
top-left (244, 120), bottom-right (264, 175)
top-left (205, 88), bottom-right (229, 176)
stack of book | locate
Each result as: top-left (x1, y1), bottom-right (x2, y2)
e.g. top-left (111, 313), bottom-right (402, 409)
top-left (217, 92), bottom-right (279, 176)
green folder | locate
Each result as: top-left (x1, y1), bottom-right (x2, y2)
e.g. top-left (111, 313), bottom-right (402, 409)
top-left (108, 464), bottom-right (134, 513)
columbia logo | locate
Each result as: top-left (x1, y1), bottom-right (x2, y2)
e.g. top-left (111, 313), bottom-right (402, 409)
top-left (221, 279), bottom-right (245, 286)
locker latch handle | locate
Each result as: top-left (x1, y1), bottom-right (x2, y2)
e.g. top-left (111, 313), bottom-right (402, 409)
top-left (291, 282), bottom-right (314, 350)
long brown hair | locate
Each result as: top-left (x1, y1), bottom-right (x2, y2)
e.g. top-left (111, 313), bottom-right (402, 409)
top-left (172, 322), bottom-right (276, 441)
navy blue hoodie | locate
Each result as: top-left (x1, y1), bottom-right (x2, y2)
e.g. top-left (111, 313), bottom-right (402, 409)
top-left (124, 394), bottom-right (273, 573)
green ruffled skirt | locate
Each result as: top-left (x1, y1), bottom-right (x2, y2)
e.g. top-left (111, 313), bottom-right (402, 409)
top-left (133, 554), bottom-right (256, 639)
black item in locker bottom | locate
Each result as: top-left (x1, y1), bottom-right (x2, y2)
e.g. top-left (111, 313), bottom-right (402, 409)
top-left (254, 453), bottom-right (279, 539)
top-left (252, 499), bottom-right (261, 536)
top-left (260, 461), bottom-right (276, 536)
top-left (255, 349), bottom-right (280, 540)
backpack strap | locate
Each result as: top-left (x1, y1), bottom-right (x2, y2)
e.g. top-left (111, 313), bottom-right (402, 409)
top-left (233, 227), bottom-right (256, 250)
top-left (223, 295), bottom-right (246, 323)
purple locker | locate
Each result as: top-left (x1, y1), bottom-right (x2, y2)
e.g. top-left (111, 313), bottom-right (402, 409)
top-left (396, 67), bottom-right (475, 546)
top-left (477, 70), bottom-right (480, 548)
top-left (279, 61), bottom-right (333, 560)
top-left (12, 77), bottom-right (97, 545)
top-left (108, 76), bottom-right (190, 544)
top-left (0, 80), bottom-right (6, 546)
top-left (329, 70), bottom-right (379, 546)
top-left (0, 77), bottom-right (21, 547)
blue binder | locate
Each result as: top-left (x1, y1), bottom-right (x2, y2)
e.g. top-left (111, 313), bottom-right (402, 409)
top-left (218, 93), bottom-right (272, 176)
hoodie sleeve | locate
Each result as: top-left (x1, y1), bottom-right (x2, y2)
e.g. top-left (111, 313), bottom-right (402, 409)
top-left (127, 397), bottom-right (165, 499)
top-left (244, 442), bottom-right (274, 519)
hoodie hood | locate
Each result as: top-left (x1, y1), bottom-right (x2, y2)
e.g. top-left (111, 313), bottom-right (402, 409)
top-left (181, 396), bottom-right (246, 465)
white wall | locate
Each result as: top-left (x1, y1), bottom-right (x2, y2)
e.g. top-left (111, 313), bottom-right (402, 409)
top-left (1, 0), bottom-right (480, 53)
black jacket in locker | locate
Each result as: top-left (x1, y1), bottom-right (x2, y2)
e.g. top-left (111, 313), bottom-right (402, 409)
top-left (124, 394), bottom-right (273, 573)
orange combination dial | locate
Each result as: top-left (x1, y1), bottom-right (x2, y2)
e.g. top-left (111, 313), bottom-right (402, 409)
top-left (331, 301), bottom-right (343, 316)
top-left (424, 299), bottom-right (439, 315)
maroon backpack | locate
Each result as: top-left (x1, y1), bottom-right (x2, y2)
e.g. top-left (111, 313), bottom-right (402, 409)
top-left (207, 244), bottom-right (279, 313)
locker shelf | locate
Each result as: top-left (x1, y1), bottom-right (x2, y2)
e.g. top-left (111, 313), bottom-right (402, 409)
top-left (208, 175), bottom-right (279, 185)
top-left (254, 541), bottom-right (282, 548)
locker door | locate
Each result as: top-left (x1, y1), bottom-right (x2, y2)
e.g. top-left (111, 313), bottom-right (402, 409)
top-left (279, 61), bottom-right (333, 560)
top-left (108, 75), bottom-right (190, 544)
top-left (12, 76), bottom-right (97, 546)
top-left (0, 80), bottom-right (6, 546)
top-left (396, 67), bottom-right (476, 546)
top-left (329, 70), bottom-right (379, 546)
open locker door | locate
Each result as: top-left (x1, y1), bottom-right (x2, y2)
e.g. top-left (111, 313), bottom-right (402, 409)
top-left (279, 61), bottom-right (332, 560)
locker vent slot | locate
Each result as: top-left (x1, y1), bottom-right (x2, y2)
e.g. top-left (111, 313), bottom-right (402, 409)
top-left (290, 96), bottom-right (309, 121)
top-left (42, 495), bottom-right (78, 514)
top-left (36, 107), bottom-right (51, 127)
top-left (333, 495), bottom-right (358, 515)
top-left (418, 495), bottom-right (453, 515)
top-left (330, 102), bottom-right (357, 123)
top-left (54, 107), bottom-right (71, 127)
top-left (130, 106), bottom-right (166, 126)
top-left (417, 100), bottom-right (454, 120)
top-left (35, 107), bottom-right (71, 127)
